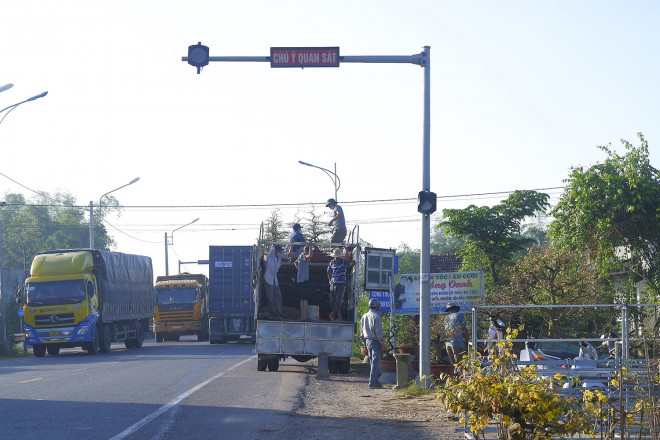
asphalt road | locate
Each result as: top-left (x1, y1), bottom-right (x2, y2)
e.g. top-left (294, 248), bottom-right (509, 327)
top-left (0, 336), bottom-right (308, 440)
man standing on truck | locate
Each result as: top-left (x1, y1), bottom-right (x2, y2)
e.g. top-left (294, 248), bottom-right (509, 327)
top-left (294, 245), bottom-right (313, 321)
top-left (327, 247), bottom-right (348, 321)
top-left (326, 198), bottom-right (346, 245)
top-left (286, 223), bottom-right (306, 260)
top-left (263, 245), bottom-right (286, 320)
top-left (361, 298), bottom-right (385, 389)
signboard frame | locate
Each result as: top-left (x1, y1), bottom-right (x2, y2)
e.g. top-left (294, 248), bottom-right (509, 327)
top-left (270, 47), bottom-right (340, 68)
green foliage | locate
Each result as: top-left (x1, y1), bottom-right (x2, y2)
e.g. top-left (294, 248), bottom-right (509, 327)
top-left (263, 209), bottom-right (286, 242)
top-left (396, 243), bottom-right (420, 274)
top-left (1, 192), bottom-right (114, 271)
top-left (499, 243), bottom-right (614, 334)
top-left (440, 190), bottom-right (550, 287)
top-left (550, 133), bottom-right (660, 300)
top-left (431, 222), bottom-right (465, 255)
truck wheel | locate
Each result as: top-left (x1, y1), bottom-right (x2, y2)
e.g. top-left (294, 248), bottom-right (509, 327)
top-left (133, 325), bottom-right (144, 348)
top-left (125, 340), bottom-right (135, 349)
top-left (257, 357), bottom-right (267, 371)
top-left (46, 345), bottom-right (60, 356)
top-left (99, 324), bottom-right (112, 353)
top-left (267, 358), bottom-right (279, 372)
top-left (156, 333), bottom-right (164, 343)
top-left (33, 344), bottom-right (46, 357)
top-left (338, 358), bottom-right (350, 374)
top-left (88, 328), bottom-right (101, 354)
top-left (328, 359), bottom-right (339, 374)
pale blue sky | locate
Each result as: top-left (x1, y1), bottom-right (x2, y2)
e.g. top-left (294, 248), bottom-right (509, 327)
top-left (1, 1), bottom-right (658, 276)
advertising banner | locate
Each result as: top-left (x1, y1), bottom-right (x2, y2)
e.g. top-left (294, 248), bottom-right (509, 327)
top-left (371, 271), bottom-right (484, 314)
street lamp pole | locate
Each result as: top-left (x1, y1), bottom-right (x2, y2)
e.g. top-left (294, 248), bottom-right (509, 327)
top-left (0, 201), bottom-right (6, 355)
top-left (298, 161), bottom-right (340, 201)
top-left (0, 91), bottom-right (48, 126)
top-left (164, 218), bottom-right (199, 276)
top-left (89, 177), bottom-right (140, 249)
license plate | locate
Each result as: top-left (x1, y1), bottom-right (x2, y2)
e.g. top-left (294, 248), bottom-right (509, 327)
top-left (50, 331), bottom-right (60, 336)
top-left (172, 325), bottom-right (182, 329)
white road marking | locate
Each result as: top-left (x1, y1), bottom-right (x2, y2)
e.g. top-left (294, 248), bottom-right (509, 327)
top-left (108, 356), bottom-right (255, 440)
top-left (20, 378), bottom-right (43, 384)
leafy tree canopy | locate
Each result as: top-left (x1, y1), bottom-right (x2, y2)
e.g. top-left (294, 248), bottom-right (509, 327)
top-left (440, 190), bottom-right (550, 286)
top-left (1, 192), bottom-right (115, 272)
top-left (549, 133), bottom-right (660, 299)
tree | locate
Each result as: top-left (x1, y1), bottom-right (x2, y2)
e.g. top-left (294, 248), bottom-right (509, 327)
top-left (550, 133), bottom-right (660, 301)
top-left (440, 190), bottom-right (550, 287)
top-left (499, 243), bottom-right (613, 335)
top-left (294, 207), bottom-right (333, 243)
top-left (263, 209), bottom-right (286, 242)
top-left (1, 192), bottom-right (115, 271)
top-left (430, 222), bottom-right (465, 255)
top-left (396, 243), bottom-right (420, 274)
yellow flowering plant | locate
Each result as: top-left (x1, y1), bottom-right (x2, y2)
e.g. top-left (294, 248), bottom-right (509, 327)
top-left (435, 328), bottom-right (593, 440)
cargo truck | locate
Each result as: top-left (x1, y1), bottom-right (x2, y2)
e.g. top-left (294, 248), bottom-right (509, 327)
top-left (254, 226), bottom-right (360, 374)
top-left (23, 249), bottom-right (154, 357)
top-left (153, 273), bottom-right (209, 342)
top-left (208, 246), bottom-right (256, 344)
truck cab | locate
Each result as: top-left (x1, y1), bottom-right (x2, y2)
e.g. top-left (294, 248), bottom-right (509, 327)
top-left (153, 274), bottom-right (209, 342)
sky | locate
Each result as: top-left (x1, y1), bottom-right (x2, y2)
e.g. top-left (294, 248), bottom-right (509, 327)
top-left (1, 1), bottom-right (659, 279)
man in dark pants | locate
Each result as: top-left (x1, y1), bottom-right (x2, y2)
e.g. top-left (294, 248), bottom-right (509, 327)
top-left (327, 247), bottom-right (348, 321)
top-left (361, 298), bottom-right (386, 389)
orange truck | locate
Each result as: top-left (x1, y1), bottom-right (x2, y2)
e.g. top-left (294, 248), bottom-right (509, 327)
top-left (153, 274), bottom-right (209, 342)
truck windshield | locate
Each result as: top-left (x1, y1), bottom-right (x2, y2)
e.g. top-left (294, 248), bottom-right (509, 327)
top-left (26, 279), bottom-right (86, 306)
top-left (155, 288), bottom-right (198, 304)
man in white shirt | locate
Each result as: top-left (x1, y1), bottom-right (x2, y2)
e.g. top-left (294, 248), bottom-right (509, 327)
top-left (263, 245), bottom-right (285, 319)
top-left (361, 298), bottom-right (386, 389)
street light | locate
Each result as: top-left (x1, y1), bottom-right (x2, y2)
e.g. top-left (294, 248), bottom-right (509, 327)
top-left (0, 91), bottom-right (48, 126)
top-left (298, 161), bottom-right (341, 201)
top-left (89, 177), bottom-right (140, 249)
top-left (164, 218), bottom-right (199, 276)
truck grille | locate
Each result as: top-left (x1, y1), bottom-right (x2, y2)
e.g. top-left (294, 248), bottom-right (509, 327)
top-left (34, 313), bottom-right (75, 327)
top-left (158, 311), bottom-right (195, 321)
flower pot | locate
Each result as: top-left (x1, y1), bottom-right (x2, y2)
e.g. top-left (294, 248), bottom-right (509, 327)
top-left (410, 360), bottom-right (455, 378)
top-left (379, 359), bottom-right (396, 373)
top-left (397, 346), bottom-right (416, 356)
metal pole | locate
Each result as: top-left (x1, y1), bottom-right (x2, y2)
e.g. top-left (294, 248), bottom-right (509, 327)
top-left (164, 232), bottom-right (169, 276)
top-left (389, 274), bottom-right (395, 352)
top-left (0, 215), bottom-right (6, 355)
top-left (418, 46), bottom-right (431, 383)
top-left (89, 201), bottom-right (94, 249)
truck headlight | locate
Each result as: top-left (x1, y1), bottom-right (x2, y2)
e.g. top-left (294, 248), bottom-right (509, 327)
top-left (77, 325), bottom-right (90, 336)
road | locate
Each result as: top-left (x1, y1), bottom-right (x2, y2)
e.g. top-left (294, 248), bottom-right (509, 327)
top-left (0, 337), bottom-right (309, 440)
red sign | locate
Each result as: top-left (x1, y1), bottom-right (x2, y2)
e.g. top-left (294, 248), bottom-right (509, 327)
top-left (270, 47), bottom-right (340, 68)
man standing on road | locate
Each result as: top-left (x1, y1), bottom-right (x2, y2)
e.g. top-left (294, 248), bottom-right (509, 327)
top-left (444, 303), bottom-right (469, 364)
top-left (361, 298), bottom-right (386, 389)
top-left (326, 198), bottom-right (346, 245)
top-left (263, 245), bottom-right (286, 320)
top-left (327, 247), bottom-right (348, 321)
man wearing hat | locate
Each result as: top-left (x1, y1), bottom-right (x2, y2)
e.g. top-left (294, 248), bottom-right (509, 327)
top-left (263, 245), bottom-right (286, 320)
top-left (327, 247), bottom-right (348, 321)
top-left (361, 298), bottom-right (386, 389)
top-left (444, 303), bottom-right (469, 365)
top-left (286, 223), bottom-right (305, 260)
top-left (325, 198), bottom-right (346, 245)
